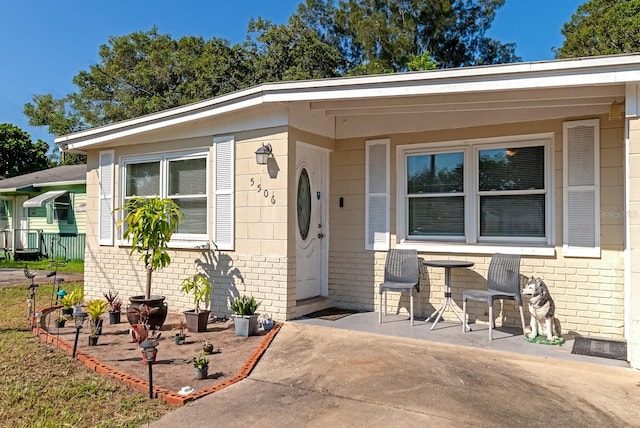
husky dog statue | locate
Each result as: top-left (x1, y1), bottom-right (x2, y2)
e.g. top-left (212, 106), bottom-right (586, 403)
top-left (521, 276), bottom-right (561, 341)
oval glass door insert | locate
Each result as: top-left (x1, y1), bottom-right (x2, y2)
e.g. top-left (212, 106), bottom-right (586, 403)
top-left (297, 168), bottom-right (311, 240)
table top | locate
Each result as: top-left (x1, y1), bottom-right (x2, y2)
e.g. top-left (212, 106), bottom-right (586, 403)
top-left (422, 260), bottom-right (474, 269)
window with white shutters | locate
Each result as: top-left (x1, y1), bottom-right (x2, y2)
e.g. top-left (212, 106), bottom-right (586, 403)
top-left (563, 119), bottom-right (600, 257)
top-left (397, 136), bottom-right (552, 247)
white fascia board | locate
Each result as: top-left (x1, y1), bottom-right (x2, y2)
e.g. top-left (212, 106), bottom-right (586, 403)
top-left (56, 54), bottom-right (640, 150)
top-left (60, 95), bottom-right (265, 150)
top-left (33, 179), bottom-right (86, 187)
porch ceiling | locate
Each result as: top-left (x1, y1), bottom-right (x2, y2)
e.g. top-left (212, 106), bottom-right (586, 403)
top-left (300, 84), bottom-right (626, 139)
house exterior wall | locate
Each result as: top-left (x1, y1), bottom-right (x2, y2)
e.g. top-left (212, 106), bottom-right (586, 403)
top-left (83, 126), bottom-right (296, 320)
top-left (328, 114), bottom-right (627, 340)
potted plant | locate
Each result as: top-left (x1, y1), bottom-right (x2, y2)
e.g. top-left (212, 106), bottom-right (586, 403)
top-left (173, 317), bottom-right (187, 345)
top-left (201, 337), bottom-right (214, 354)
top-left (116, 196), bottom-right (184, 330)
top-left (104, 290), bottom-right (123, 324)
top-left (180, 273), bottom-right (212, 332)
top-left (60, 294), bottom-right (74, 316)
top-left (63, 289), bottom-right (84, 316)
top-left (230, 295), bottom-right (261, 337)
top-left (129, 304), bottom-right (156, 344)
top-left (86, 299), bottom-right (108, 345)
top-left (54, 314), bottom-right (69, 328)
top-left (192, 353), bottom-right (209, 379)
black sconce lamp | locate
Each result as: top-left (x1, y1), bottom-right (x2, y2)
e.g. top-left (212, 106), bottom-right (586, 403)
top-left (255, 143), bottom-right (273, 165)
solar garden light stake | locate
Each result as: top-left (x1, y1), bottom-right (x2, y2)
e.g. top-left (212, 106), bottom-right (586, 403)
top-left (72, 311), bottom-right (88, 358)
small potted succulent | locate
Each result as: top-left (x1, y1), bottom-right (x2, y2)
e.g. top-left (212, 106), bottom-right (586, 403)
top-left (230, 295), bottom-right (261, 337)
top-left (180, 273), bottom-right (212, 332)
top-left (85, 299), bottom-right (108, 345)
top-left (173, 317), bottom-right (187, 345)
top-left (54, 314), bottom-right (69, 328)
top-left (192, 353), bottom-right (209, 379)
top-left (201, 337), bottom-right (214, 354)
top-left (104, 290), bottom-right (123, 324)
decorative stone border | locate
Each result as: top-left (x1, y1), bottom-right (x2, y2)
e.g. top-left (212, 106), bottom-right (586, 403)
top-left (33, 305), bottom-right (282, 406)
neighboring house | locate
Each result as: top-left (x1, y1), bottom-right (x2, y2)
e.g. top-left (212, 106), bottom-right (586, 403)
top-left (0, 164), bottom-right (87, 261)
top-left (56, 54), bottom-right (640, 368)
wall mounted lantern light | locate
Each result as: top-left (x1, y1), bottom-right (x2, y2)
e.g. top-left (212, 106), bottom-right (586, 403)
top-left (255, 143), bottom-right (273, 165)
top-left (609, 100), bottom-right (624, 120)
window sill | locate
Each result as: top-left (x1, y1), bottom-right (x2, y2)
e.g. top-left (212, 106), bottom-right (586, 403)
top-left (396, 241), bottom-right (556, 257)
top-left (117, 240), bottom-right (211, 250)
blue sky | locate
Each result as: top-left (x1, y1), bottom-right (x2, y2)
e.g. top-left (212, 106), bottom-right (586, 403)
top-left (0, 0), bottom-right (583, 150)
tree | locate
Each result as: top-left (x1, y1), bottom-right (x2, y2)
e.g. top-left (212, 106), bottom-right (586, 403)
top-left (295, 0), bottom-right (520, 74)
top-left (556, 0), bottom-right (640, 58)
top-left (0, 123), bottom-right (50, 178)
top-left (245, 16), bottom-right (344, 82)
top-left (24, 27), bottom-right (255, 136)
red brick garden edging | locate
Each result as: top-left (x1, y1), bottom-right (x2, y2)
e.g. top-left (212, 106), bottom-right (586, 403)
top-left (33, 305), bottom-right (282, 406)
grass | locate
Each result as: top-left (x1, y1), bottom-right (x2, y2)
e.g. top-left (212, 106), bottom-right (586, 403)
top-left (0, 258), bottom-right (84, 273)
top-left (0, 282), bottom-right (172, 427)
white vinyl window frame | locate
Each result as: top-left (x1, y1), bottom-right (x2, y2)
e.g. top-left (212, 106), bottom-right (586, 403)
top-left (397, 133), bottom-right (555, 256)
top-left (119, 149), bottom-right (210, 248)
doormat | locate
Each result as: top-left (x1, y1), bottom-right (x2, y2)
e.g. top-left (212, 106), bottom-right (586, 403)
top-left (571, 336), bottom-right (627, 361)
top-left (304, 307), bottom-right (359, 321)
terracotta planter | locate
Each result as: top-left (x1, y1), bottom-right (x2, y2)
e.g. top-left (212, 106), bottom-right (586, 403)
top-left (184, 309), bottom-right (210, 332)
top-left (126, 295), bottom-right (168, 330)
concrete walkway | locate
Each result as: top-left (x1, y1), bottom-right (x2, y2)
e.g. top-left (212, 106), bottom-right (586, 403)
top-left (148, 321), bottom-right (640, 427)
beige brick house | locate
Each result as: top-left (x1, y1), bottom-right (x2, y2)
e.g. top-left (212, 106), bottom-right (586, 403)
top-left (57, 54), bottom-right (640, 369)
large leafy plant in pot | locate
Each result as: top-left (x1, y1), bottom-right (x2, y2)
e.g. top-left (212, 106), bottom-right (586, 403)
top-left (116, 196), bottom-right (184, 330)
top-left (180, 273), bottom-right (212, 332)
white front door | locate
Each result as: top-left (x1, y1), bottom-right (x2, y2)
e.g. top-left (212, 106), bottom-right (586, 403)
top-left (296, 144), bottom-right (328, 300)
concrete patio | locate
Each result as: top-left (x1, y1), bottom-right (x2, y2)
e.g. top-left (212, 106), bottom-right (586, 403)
top-left (293, 311), bottom-right (629, 368)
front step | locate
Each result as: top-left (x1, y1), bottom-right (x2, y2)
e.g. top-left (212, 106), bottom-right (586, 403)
top-left (294, 296), bottom-right (332, 319)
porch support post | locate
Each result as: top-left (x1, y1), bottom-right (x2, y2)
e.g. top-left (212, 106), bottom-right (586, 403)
top-left (625, 82), bottom-right (640, 369)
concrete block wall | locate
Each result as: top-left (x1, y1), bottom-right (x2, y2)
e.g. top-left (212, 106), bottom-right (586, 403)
top-left (328, 249), bottom-right (626, 339)
top-left (83, 246), bottom-right (292, 320)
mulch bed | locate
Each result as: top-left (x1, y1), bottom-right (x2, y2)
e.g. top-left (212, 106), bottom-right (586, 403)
top-left (37, 310), bottom-right (278, 405)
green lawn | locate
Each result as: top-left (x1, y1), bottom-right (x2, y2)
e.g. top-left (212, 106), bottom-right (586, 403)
top-left (0, 283), bottom-right (172, 427)
top-left (0, 258), bottom-right (84, 273)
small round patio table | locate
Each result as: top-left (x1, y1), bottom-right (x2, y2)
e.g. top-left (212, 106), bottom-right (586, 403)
top-left (423, 260), bottom-right (474, 330)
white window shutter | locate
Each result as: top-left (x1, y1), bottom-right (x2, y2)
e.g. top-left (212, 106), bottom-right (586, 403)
top-left (213, 136), bottom-right (235, 250)
top-left (98, 150), bottom-right (115, 246)
top-left (563, 119), bottom-right (600, 257)
top-left (365, 139), bottom-right (390, 250)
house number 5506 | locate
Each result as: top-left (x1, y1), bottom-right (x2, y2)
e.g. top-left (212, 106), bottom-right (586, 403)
top-left (250, 178), bottom-right (276, 204)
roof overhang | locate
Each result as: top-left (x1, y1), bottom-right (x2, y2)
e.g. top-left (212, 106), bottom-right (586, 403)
top-left (23, 190), bottom-right (68, 208)
top-left (55, 53), bottom-right (640, 150)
